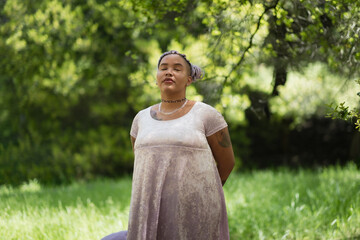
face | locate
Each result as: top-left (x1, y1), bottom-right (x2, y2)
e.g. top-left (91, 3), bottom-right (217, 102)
top-left (156, 54), bottom-right (192, 95)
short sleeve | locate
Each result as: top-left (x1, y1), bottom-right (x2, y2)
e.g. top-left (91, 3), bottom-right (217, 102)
top-left (130, 113), bottom-right (140, 138)
top-left (202, 104), bottom-right (228, 137)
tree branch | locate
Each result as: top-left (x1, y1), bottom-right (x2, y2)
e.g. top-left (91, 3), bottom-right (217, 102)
top-left (217, 0), bottom-right (280, 97)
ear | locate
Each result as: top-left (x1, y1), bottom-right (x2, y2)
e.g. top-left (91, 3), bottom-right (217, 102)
top-left (186, 76), bottom-right (192, 86)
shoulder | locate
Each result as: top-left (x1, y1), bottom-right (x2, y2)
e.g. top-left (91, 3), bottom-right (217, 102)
top-left (133, 106), bottom-right (151, 119)
top-left (131, 107), bottom-right (151, 127)
top-left (195, 101), bottom-right (224, 116)
top-left (130, 107), bottom-right (151, 137)
top-left (193, 101), bottom-right (227, 123)
top-left (194, 101), bottom-right (228, 136)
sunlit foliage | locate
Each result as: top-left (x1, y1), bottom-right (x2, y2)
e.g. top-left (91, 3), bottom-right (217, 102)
top-left (0, 0), bottom-right (359, 184)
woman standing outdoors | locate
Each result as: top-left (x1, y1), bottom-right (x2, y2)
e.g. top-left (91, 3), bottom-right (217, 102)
top-left (102, 50), bottom-right (235, 240)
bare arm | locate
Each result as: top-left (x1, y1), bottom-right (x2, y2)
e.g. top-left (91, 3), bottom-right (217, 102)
top-left (131, 136), bottom-right (136, 152)
top-left (207, 127), bottom-right (235, 186)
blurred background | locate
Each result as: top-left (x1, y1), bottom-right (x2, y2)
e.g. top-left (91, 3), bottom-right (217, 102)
top-left (0, 0), bottom-right (359, 186)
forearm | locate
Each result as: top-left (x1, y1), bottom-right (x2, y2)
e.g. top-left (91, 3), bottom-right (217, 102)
top-left (217, 158), bottom-right (235, 185)
top-left (207, 127), bottom-right (235, 186)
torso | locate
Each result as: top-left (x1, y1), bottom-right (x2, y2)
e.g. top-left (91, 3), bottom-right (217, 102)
top-left (127, 101), bottom-right (230, 239)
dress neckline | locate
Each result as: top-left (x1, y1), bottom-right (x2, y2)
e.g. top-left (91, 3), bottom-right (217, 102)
top-left (149, 101), bottom-right (198, 122)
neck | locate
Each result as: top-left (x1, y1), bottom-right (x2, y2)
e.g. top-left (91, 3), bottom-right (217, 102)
top-left (161, 97), bottom-right (186, 103)
top-left (160, 92), bottom-right (186, 101)
top-left (160, 94), bottom-right (187, 110)
top-left (159, 99), bottom-right (188, 115)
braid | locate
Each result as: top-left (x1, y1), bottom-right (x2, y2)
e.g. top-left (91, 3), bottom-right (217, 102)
top-left (157, 50), bottom-right (204, 82)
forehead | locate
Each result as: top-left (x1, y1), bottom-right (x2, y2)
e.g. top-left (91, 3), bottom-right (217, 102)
top-left (159, 54), bottom-right (187, 66)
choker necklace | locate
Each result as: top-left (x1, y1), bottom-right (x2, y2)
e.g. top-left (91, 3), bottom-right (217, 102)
top-left (159, 99), bottom-right (188, 115)
top-left (161, 98), bottom-right (187, 103)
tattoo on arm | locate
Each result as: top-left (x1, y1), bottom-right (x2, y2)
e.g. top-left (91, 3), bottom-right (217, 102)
top-left (150, 109), bottom-right (162, 121)
top-left (217, 129), bottom-right (231, 148)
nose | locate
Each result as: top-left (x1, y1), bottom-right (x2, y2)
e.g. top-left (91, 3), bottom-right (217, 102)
top-left (165, 69), bottom-right (173, 76)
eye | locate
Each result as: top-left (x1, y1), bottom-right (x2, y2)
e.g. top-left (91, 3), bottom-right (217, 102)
top-left (174, 69), bottom-right (180, 71)
top-left (160, 68), bottom-right (167, 71)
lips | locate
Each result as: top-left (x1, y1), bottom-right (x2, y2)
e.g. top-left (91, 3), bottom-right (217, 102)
top-left (163, 78), bottom-right (175, 83)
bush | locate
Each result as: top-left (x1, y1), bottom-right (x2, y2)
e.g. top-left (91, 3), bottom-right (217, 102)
top-left (0, 126), bottom-right (134, 186)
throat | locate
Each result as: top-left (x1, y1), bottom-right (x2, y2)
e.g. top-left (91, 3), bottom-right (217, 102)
top-left (161, 98), bottom-right (187, 103)
top-left (159, 99), bottom-right (188, 115)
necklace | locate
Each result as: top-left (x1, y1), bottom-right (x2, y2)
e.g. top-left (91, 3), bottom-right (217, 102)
top-left (159, 99), bottom-right (188, 115)
top-left (161, 98), bottom-right (187, 103)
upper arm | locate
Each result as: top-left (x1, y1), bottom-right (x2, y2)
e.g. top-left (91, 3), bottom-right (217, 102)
top-left (207, 127), bottom-right (232, 148)
top-left (207, 127), bottom-right (235, 185)
top-left (131, 136), bottom-right (136, 152)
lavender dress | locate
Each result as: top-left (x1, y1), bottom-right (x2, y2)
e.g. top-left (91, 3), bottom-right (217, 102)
top-left (103, 102), bottom-right (230, 240)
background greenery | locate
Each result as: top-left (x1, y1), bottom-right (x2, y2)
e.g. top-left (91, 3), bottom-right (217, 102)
top-left (0, 0), bottom-right (360, 185)
top-left (1, 164), bottom-right (359, 239)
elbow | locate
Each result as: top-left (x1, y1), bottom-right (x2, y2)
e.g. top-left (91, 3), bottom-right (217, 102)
top-left (225, 158), bottom-right (235, 177)
top-left (228, 161), bottom-right (235, 176)
top-left (229, 156), bottom-right (235, 172)
top-left (230, 160), bottom-right (235, 171)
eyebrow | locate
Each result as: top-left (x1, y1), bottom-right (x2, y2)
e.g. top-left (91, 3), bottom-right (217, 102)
top-left (159, 63), bottom-right (184, 67)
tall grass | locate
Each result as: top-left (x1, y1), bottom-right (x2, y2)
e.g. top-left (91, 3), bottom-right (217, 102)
top-left (225, 163), bottom-right (360, 239)
top-left (0, 177), bottom-right (132, 240)
top-left (1, 164), bottom-right (359, 240)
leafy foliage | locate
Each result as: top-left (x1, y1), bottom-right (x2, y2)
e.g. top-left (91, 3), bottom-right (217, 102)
top-left (327, 86), bottom-right (360, 131)
top-left (0, 0), bottom-right (359, 184)
top-left (0, 0), bottom-right (149, 184)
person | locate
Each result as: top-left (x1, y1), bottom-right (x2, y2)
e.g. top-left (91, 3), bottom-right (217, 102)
top-left (102, 50), bottom-right (235, 240)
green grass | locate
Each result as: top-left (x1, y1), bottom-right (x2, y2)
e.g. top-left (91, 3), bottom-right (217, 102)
top-left (1, 164), bottom-right (360, 240)
top-left (225, 163), bottom-right (360, 240)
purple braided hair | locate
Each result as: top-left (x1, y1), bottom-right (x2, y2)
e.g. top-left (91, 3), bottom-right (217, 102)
top-left (157, 50), bottom-right (204, 82)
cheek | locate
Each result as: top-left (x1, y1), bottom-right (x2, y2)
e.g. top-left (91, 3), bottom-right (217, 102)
top-left (156, 71), bottom-right (164, 86)
top-left (156, 71), bottom-right (162, 81)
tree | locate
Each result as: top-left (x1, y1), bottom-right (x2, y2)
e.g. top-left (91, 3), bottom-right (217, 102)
top-left (0, 0), bottom-right (153, 184)
top-left (327, 79), bottom-right (360, 131)
top-left (0, 0), bottom-right (204, 185)
top-left (191, 0), bottom-right (360, 127)
top-left (197, 0), bottom-right (359, 89)
top-left (1, 0), bottom-right (359, 184)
